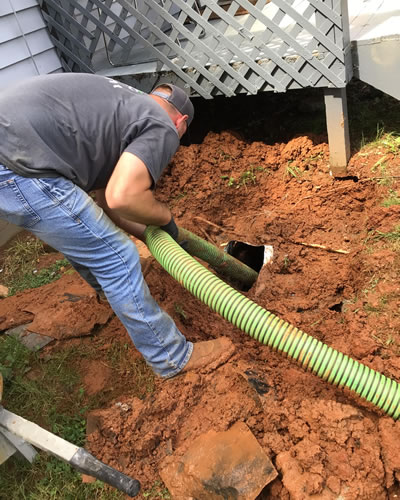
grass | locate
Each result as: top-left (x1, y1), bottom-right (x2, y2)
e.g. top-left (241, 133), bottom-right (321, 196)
top-left (142, 480), bottom-right (171, 499)
top-left (374, 225), bottom-right (400, 248)
top-left (364, 225), bottom-right (400, 253)
top-left (0, 333), bottom-right (154, 498)
top-left (357, 128), bottom-right (400, 181)
top-left (1, 235), bottom-right (70, 295)
top-left (382, 190), bottom-right (400, 207)
top-left (2, 455), bottom-right (125, 500)
top-left (372, 331), bottom-right (395, 349)
top-left (6, 258), bottom-right (70, 296)
top-left (378, 132), bottom-right (400, 155)
top-left (348, 81), bottom-right (400, 151)
top-left (1, 235), bottom-right (45, 279)
top-left (0, 337), bottom-right (88, 432)
top-left (0, 336), bottom-right (125, 499)
top-left (360, 128), bottom-right (400, 176)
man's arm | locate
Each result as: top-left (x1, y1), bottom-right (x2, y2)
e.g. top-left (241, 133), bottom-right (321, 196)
top-left (105, 152), bottom-right (172, 226)
top-left (95, 189), bottom-right (147, 241)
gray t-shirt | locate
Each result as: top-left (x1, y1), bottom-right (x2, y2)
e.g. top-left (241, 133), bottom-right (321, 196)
top-left (0, 73), bottom-right (180, 192)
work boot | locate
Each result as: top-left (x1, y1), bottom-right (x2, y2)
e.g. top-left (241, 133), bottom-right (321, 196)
top-left (181, 337), bottom-right (235, 374)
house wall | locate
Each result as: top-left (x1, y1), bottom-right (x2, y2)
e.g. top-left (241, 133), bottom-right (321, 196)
top-left (0, 0), bottom-right (63, 89)
top-left (0, 0), bottom-right (63, 246)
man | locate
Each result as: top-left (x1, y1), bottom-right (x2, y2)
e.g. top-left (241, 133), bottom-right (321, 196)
top-left (0, 73), bottom-right (234, 378)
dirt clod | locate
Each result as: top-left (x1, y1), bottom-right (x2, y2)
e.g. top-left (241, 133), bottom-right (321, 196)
top-left (160, 421), bottom-right (277, 499)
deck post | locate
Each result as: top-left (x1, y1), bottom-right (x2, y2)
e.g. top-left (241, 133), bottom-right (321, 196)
top-left (323, 87), bottom-right (351, 177)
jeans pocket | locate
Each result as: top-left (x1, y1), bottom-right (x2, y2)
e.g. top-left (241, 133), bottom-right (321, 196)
top-left (35, 177), bottom-right (78, 214)
top-left (0, 179), bottom-right (41, 228)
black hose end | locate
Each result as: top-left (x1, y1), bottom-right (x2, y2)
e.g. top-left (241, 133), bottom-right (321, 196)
top-left (70, 448), bottom-right (141, 497)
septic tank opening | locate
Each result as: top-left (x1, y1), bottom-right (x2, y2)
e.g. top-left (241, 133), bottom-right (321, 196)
top-left (225, 241), bottom-right (266, 274)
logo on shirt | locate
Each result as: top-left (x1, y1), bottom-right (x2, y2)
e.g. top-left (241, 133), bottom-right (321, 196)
top-left (105, 77), bottom-right (145, 95)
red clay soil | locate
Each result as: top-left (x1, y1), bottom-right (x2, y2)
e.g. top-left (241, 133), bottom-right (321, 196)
top-left (2, 131), bottom-right (400, 499)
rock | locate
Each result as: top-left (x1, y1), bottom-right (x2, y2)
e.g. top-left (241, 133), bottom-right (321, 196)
top-left (0, 285), bottom-right (9, 298)
top-left (5, 323), bottom-right (53, 351)
top-left (160, 421), bottom-right (277, 499)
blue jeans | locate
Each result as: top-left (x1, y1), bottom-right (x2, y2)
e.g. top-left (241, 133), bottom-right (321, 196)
top-left (0, 165), bottom-right (192, 378)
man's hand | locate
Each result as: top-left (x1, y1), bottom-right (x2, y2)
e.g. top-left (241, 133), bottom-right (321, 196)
top-left (161, 217), bottom-right (189, 250)
top-left (160, 217), bottom-right (179, 241)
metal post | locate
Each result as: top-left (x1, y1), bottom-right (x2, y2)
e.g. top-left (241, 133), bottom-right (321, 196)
top-left (324, 87), bottom-right (351, 176)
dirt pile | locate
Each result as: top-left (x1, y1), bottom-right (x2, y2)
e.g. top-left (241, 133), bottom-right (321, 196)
top-left (2, 130), bottom-right (400, 498)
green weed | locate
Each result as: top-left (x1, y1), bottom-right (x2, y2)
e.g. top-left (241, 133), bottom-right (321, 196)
top-left (174, 302), bottom-right (188, 320)
top-left (364, 226), bottom-right (400, 252)
top-left (361, 123), bottom-right (385, 150)
top-left (220, 175), bottom-right (236, 186)
top-left (171, 191), bottom-right (187, 206)
top-left (372, 332), bottom-right (395, 348)
top-left (222, 165), bottom-right (264, 189)
top-left (361, 128), bottom-right (400, 156)
top-left (371, 155), bottom-right (388, 174)
top-left (380, 132), bottom-right (400, 154)
top-left (143, 480), bottom-right (171, 499)
top-left (51, 412), bottom-right (87, 446)
top-left (238, 168), bottom-right (257, 187)
top-left (217, 148), bottom-right (234, 161)
top-left (306, 151), bottom-right (325, 162)
top-left (279, 255), bottom-right (291, 274)
top-left (382, 190), bottom-right (400, 207)
top-left (285, 163), bottom-right (302, 178)
top-left (364, 303), bottom-right (383, 314)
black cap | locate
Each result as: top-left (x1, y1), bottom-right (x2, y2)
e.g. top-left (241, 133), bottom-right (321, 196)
top-left (151, 84), bottom-right (194, 126)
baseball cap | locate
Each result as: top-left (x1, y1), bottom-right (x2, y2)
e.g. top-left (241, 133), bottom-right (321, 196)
top-left (150, 84), bottom-right (194, 126)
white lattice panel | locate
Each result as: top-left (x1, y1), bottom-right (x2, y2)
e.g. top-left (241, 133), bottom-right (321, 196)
top-left (39, 0), bottom-right (352, 97)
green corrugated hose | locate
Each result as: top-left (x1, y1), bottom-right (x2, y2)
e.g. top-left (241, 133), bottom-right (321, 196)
top-left (178, 227), bottom-right (258, 290)
top-left (144, 226), bottom-right (400, 420)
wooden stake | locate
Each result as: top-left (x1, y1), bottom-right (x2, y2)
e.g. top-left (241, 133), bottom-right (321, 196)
top-left (194, 216), bottom-right (243, 238)
top-left (292, 241), bottom-right (349, 254)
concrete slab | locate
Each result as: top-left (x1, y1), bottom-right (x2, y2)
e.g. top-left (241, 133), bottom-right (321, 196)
top-left (5, 323), bottom-right (53, 351)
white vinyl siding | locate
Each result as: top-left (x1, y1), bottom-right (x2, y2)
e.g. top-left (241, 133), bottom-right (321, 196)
top-left (0, 0), bottom-right (63, 90)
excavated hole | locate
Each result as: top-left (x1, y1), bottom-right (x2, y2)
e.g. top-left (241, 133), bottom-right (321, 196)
top-left (329, 302), bottom-right (344, 312)
top-left (335, 175), bottom-right (359, 182)
top-left (225, 240), bottom-right (265, 273)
